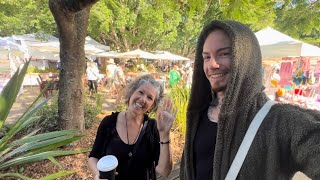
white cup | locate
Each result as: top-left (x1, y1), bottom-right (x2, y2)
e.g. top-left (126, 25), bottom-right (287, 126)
top-left (97, 155), bottom-right (118, 180)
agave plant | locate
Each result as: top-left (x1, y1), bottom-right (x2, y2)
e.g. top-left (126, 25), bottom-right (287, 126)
top-left (0, 61), bottom-right (89, 179)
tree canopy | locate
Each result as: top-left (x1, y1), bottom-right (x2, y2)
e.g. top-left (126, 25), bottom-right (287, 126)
top-left (1, 0), bottom-right (319, 55)
top-left (0, 0), bottom-right (56, 36)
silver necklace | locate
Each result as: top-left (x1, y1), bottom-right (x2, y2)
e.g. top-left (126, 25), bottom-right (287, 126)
top-left (125, 111), bottom-right (142, 157)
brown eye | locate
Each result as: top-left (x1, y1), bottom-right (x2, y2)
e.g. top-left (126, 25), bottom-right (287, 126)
top-left (203, 56), bottom-right (210, 61)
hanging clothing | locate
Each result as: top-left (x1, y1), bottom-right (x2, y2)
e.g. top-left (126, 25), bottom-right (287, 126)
top-left (278, 62), bottom-right (292, 87)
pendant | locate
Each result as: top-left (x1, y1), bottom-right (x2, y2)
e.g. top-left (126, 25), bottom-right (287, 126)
top-left (128, 152), bottom-right (132, 157)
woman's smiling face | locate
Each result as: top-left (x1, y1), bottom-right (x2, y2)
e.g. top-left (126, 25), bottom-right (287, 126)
top-left (128, 82), bottom-right (157, 114)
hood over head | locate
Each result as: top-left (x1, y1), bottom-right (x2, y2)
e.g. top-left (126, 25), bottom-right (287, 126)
top-left (185, 20), bottom-right (269, 179)
top-left (189, 20), bottom-right (266, 115)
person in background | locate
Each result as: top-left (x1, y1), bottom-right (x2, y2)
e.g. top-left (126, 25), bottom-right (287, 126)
top-left (186, 66), bottom-right (193, 89)
top-left (94, 57), bottom-right (101, 69)
top-left (86, 62), bottom-right (99, 95)
top-left (112, 61), bottom-right (126, 95)
top-left (168, 64), bottom-right (180, 87)
top-left (270, 66), bottom-right (281, 88)
top-left (105, 58), bottom-right (118, 89)
top-left (139, 64), bottom-right (148, 73)
top-left (180, 20), bottom-right (320, 180)
top-left (88, 75), bottom-right (177, 180)
top-left (149, 64), bottom-right (156, 73)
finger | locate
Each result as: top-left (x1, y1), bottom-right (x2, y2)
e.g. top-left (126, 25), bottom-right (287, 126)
top-left (167, 98), bottom-right (174, 113)
top-left (167, 99), bottom-right (173, 112)
top-left (166, 98), bottom-right (171, 110)
top-left (157, 111), bottom-right (163, 122)
top-left (163, 98), bottom-right (169, 111)
top-left (159, 99), bottom-right (165, 111)
top-left (173, 107), bottom-right (178, 119)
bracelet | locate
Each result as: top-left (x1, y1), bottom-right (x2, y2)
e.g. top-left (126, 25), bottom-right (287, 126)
top-left (159, 140), bottom-right (170, 144)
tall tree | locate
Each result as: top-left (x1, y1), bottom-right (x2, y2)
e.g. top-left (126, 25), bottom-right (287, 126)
top-left (49, 0), bottom-right (99, 131)
top-left (88, 0), bottom-right (181, 51)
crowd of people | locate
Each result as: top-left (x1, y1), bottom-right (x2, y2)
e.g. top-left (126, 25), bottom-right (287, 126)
top-left (85, 57), bottom-right (194, 98)
top-left (87, 20), bottom-right (320, 180)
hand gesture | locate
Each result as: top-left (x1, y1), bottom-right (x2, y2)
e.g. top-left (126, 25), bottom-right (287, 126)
top-left (157, 98), bottom-right (178, 134)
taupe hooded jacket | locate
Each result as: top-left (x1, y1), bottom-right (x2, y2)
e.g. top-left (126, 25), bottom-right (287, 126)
top-left (180, 20), bottom-right (320, 180)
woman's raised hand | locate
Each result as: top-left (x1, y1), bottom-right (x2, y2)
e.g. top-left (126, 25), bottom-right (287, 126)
top-left (157, 98), bottom-right (178, 135)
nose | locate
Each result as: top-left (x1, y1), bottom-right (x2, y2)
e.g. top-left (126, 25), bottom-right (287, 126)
top-left (141, 95), bottom-right (147, 103)
top-left (209, 57), bottom-right (220, 68)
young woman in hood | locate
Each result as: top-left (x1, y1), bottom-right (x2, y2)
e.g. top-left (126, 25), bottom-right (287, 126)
top-left (89, 75), bottom-right (177, 180)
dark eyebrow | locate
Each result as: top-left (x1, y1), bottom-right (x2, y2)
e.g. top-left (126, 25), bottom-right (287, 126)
top-left (217, 47), bottom-right (232, 53)
top-left (202, 52), bottom-right (210, 56)
top-left (202, 47), bottom-right (232, 56)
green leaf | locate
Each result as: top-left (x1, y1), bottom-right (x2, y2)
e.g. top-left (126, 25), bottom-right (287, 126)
top-left (0, 149), bottom-right (90, 170)
top-left (0, 61), bottom-right (30, 129)
top-left (37, 170), bottom-right (75, 180)
top-left (27, 136), bottom-right (83, 155)
top-left (0, 99), bottom-right (47, 151)
top-left (0, 173), bottom-right (33, 180)
top-left (1, 135), bottom-right (80, 163)
top-left (48, 156), bottom-right (62, 168)
top-left (9, 130), bottom-right (79, 147)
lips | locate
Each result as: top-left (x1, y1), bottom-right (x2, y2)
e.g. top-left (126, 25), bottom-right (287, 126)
top-left (209, 72), bottom-right (228, 78)
top-left (135, 102), bottom-right (144, 109)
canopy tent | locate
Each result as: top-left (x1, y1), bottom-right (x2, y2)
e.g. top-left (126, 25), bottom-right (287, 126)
top-left (11, 33), bottom-right (109, 59)
top-left (153, 51), bottom-right (190, 61)
top-left (0, 37), bottom-right (26, 59)
top-left (85, 36), bottom-right (110, 51)
top-left (255, 27), bottom-right (320, 58)
top-left (116, 49), bottom-right (158, 59)
top-left (95, 51), bottom-right (119, 58)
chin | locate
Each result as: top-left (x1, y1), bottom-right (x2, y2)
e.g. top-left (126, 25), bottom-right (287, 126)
top-left (210, 84), bottom-right (227, 93)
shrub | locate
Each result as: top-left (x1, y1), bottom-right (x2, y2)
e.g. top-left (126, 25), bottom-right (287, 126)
top-left (24, 95), bottom-right (99, 134)
top-left (27, 66), bottom-right (59, 74)
top-left (95, 93), bottom-right (103, 114)
top-left (168, 83), bottom-right (190, 136)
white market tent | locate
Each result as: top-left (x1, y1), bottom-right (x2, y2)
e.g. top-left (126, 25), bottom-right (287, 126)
top-left (116, 49), bottom-right (158, 59)
top-left (12, 34), bottom-right (110, 59)
top-left (95, 51), bottom-right (119, 58)
top-left (0, 37), bottom-right (26, 59)
top-left (154, 51), bottom-right (190, 61)
top-left (0, 37), bottom-right (27, 92)
top-left (255, 27), bottom-right (320, 58)
top-left (85, 36), bottom-right (110, 52)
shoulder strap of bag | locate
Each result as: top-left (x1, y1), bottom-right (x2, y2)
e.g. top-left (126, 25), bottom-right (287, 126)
top-left (225, 100), bottom-right (275, 180)
top-left (128, 120), bottom-right (149, 167)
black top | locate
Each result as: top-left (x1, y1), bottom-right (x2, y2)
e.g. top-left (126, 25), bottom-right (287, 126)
top-left (89, 112), bottom-right (160, 180)
top-left (193, 110), bottom-right (218, 180)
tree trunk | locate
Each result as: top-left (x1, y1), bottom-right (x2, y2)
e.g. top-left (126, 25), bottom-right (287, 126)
top-left (49, 0), bottom-right (99, 132)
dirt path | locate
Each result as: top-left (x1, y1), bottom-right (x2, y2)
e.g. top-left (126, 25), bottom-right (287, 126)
top-left (6, 86), bottom-right (42, 125)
